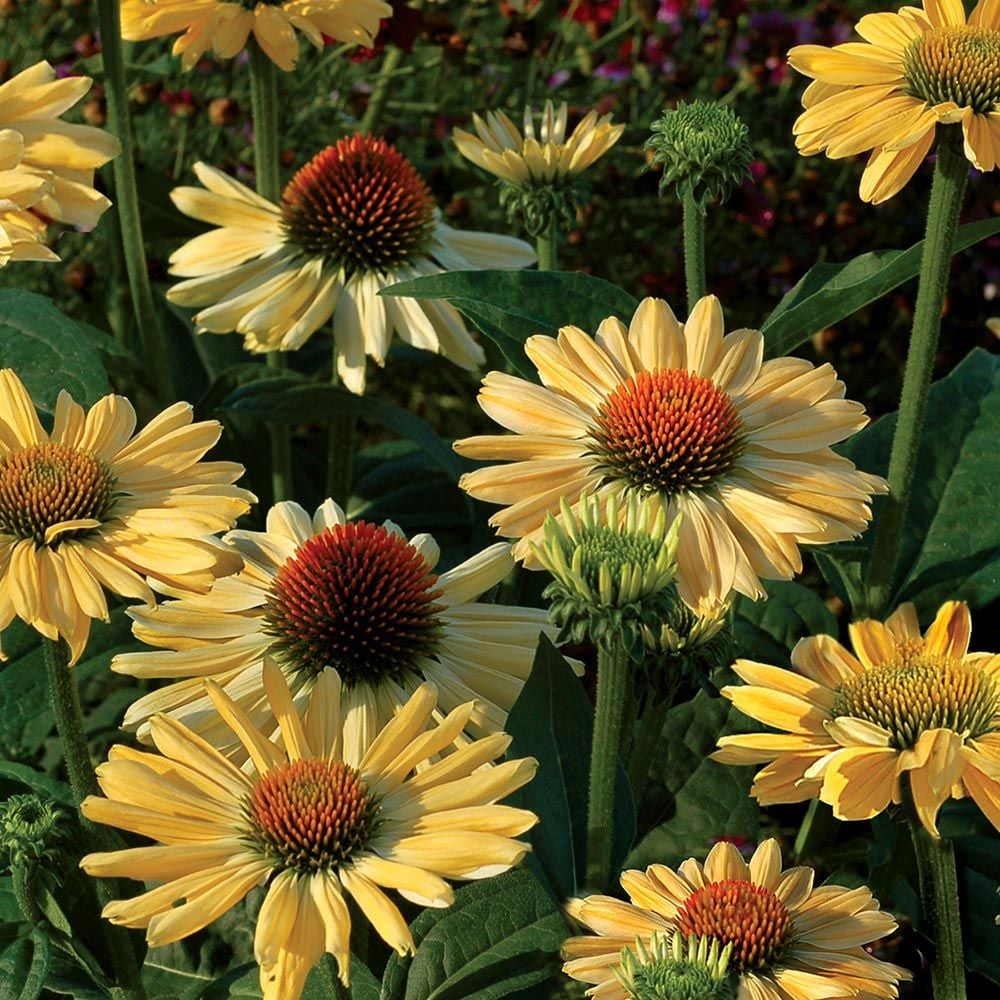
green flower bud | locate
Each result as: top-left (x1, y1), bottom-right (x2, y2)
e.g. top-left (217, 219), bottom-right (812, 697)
top-left (616, 931), bottom-right (737, 1000)
top-left (646, 101), bottom-right (753, 210)
top-left (498, 180), bottom-right (581, 238)
top-left (0, 793), bottom-right (69, 870)
top-left (531, 492), bottom-right (680, 656)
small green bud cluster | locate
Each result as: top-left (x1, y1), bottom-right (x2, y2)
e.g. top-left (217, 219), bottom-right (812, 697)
top-left (616, 931), bottom-right (737, 1000)
top-left (646, 101), bottom-right (753, 211)
top-left (498, 180), bottom-right (581, 238)
top-left (532, 492), bottom-right (680, 656)
top-left (0, 793), bottom-right (69, 870)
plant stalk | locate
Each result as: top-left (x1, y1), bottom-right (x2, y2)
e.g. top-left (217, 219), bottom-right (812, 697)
top-left (682, 189), bottom-right (707, 313)
top-left (585, 642), bottom-right (630, 891)
top-left (536, 216), bottom-right (558, 271)
top-left (625, 695), bottom-right (671, 805)
top-left (359, 45), bottom-right (404, 135)
top-left (248, 39), bottom-right (295, 504)
top-left (95, 0), bottom-right (173, 403)
top-left (910, 823), bottom-right (967, 1000)
top-left (43, 639), bottom-right (147, 1000)
top-left (864, 127), bottom-right (968, 617)
top-left (325, 344), bottom-right (356, 509)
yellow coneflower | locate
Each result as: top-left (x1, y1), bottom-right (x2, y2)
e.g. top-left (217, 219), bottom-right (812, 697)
top-left (0, 129), bottom-right (55, 265)
top-left (453, 100), bottom-right (624, 187)
top-left (114, 498), bottom-right (563, 755)
top-left (562, 838), bottom-right (908, 1000)
top-left (81, 661), bottom-right (538, 998)
top-left (789, 0), bottom-right (1000, 202)
top-left (0, 62), bottom-right (120, 251)
top-left (167, 135), bottom-right (535, 393)
top-left (121, 0), bottom-right (392, 72)
top-left (455, 295), bottom-right (884, 614)
top-left (714, 600), bottom-right (1000, 837)
top-left (0, 369), bottom-right (254, 663)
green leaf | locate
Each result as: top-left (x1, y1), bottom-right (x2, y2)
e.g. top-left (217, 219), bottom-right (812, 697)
top-left (141, 959), bottom-right (213, 1000)
top-left (761, 218), bottom-right (1000, 359)
top-left (0, 925), bottom-right (48, 1000)
top-left (503, 636), bottom-right (635, 900)
top-left (820, 348), bottom-right (1000, 617)
top-left (380, 870), bottom-right (566, 1000)
top-left (954, 833), bottom-right (1000, 985)
top-left (0, 763), bottom-right (74, 807)
top-left (0, 609), bottom-right (139, 760)
top-left (380, 270), bottom-right (639, 380)
top-left (219, 378), bottom-right (464, 483)
top-left (0, 290), bottom-right (111, 413)
top-left (627, 684), bottom-right (759, 869)
top-left (732, 580), bottom-right (838, 667)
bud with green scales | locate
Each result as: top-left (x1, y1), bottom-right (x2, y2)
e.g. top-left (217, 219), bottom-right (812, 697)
top-left (531, 492), bottom-right (680, 657)
top-left (646, 101), bottom-right (753, 211)
top-left (0, 793), bottom-right (69, 871)
top-left (616, 931), bottom-right (737, 1000)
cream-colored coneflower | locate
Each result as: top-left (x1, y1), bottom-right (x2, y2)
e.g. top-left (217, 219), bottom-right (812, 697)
top-left (454, 295), bottom-right (884, 614)
top-left (453, 100), bottom-right (624, 187)
top-left (0, 369), bottom-right (254, 663)
top-left (115, 498), bottom-right (563, 755)
top-left (167, 135), bottom-right (535, 393)
top-left (714, 600), bottom-right (1000, 838)
top-left (0, 62), bottom-right (120, 248)
top-left (562, 838), bottom-right (908, 1000)
top-left (121, 0), bottom-right (392, 72)
top-left (789, 0), bottom-right (1000, 203)
top-left (81, 662), bottom-right (538, 998)
top-left (0, 129), bottom-right (55, 266)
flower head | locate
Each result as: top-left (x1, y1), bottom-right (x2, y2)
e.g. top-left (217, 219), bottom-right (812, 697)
top-left (789, 0), bottom-right (1000, 202)
top-left (81, 662), bottom-right (537, 998)
top-left (167, 136), bottom-right (535, 392)
top-left (714, 600), bottom-right (1000, 837)
top-left (616, 932), bottom-right (735, 1000)
top-left (531, 491), bottom-right (679, 654)
top-left (114, 499), bottom-right (565, 756)
top-left (0, 370), bottom-right (253, 663)
top-left (0, 62), bottom-right (120, 259)
top-left (455, 295), bottom-right (884, 613)
top-left (453, 101), bottom-right (624, 235)
top-left (562, 839), bottom-right (907, 999)
top-left (645, 101), bottom-right (753, 209)
top-left (121, 0), bottom-right (393, 71)
top-left (0, 793), bottom-right (69, 870)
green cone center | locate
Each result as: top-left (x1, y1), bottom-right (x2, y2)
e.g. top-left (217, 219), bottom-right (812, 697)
top-left (904, 26), bottom-right (1000, 113)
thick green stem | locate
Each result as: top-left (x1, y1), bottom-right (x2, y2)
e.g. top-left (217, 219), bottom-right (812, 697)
top-left (793, 799), bottom-right (836, 862)
top-left (585, 642), bottom-right (630, 891)
top-left (536, 217), bottom-right (558, 271)
top-left (359, 45), bottom-right (404, 135)
top-left (11, 866), bottom-right (44, 926)
top-left (43, 640), bottom-right (147, 1000)
top-left (682, 189), bottom-right (706, 314)
top-left (95, 0), bottom-right (173, 403)
top-left (248, 40), bottom-right (295, 504)
top-left (325, 346), bottom-right (356, 509)
top-left (865, 127), bottom-right (968, 617)
top-left (910, 824), bottom-right (967, 1000)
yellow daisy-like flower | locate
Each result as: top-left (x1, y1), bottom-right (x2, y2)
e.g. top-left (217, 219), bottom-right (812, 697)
top-left (714, 601), bottom-right (1000, 837)
top-left (0, 369), bottom-right (254, 663)
top-left (454, 295), bottom-right (884, 613)
top-left (0, 129), bottom-right (55, 266)
top-left (167, 134), bottom-right (535, 393)
top-left (0, 62), bottom-right (120, 234)
top-left (789, 0), bottom-right (1000, 203)
top-left (114, 498), bottom-right (562, 755)
top-left (453, 100), bottom-right (624, 186)
top-left (121, 0), bottom-right (392, 72)
top-left (562, 838), bottom-right (908, 1000)
top-left (81, 661), bottom-right (538, 997)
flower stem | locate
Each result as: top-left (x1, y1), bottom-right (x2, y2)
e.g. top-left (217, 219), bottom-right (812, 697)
top-left (585, 641), bottom-right (630, 891)
top-left (625, 695), bottom-right (671, 806)
top-left (910, 823), bottom-right (967, 1000)
top-left (682, 189), bottom-right (707, 313)
top-left (43, 639), bottom-right (147, 1000)
top-left (536, 216), bottom-right (558, 271)
top-left (94, 0), bottom-right (173, 404)
top-left (326, 347), bottom-right (356, 509)
top-left (864, 126), bottom-right (968, 617)
top-left (247, 38), bottom-right (295, 504)
top-left (359, 45), bottom-right (404, 135)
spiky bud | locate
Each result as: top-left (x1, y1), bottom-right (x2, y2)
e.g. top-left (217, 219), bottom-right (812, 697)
top-left (616, 931), bottom-right (737, 1000)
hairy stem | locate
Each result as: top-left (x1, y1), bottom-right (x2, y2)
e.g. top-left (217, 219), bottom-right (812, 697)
top-left (682, 189), bottom-right (707, 313)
